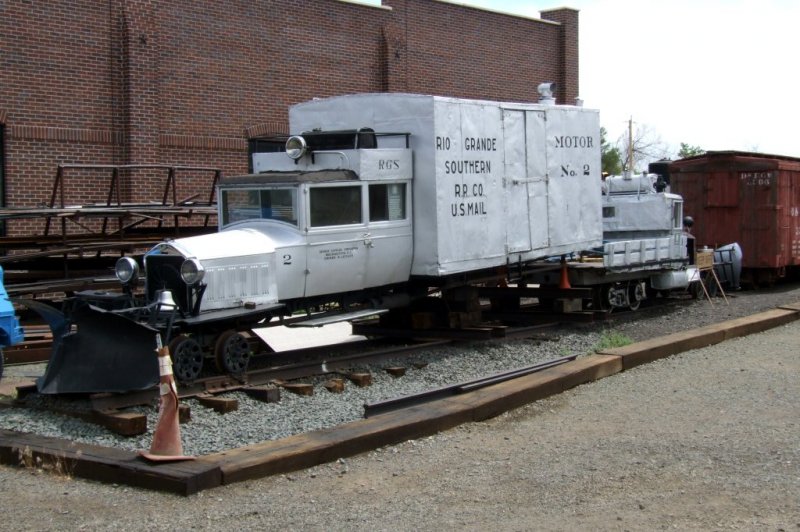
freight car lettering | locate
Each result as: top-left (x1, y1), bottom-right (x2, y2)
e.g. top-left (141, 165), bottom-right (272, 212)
top-left (463, 137), bottom-right (497, 151)
top-left (451, 201), bottom-right (487, 216)
top-left (454, 184), bottom-right (485, 197)
top-left (444, 160), bottom-right (492, 174)
top-left (561, 163), bottom-right (591, 177)
top-left (378, 159), bottom-right (400, 170)
top-left (436, 136), bottom-right (452, 150)
top-left (740, 171), bottom-right (774, 186)
top-left (321, 247), bottom-right (358, 260)
top-left (554, 135), bottom-right (593, 148)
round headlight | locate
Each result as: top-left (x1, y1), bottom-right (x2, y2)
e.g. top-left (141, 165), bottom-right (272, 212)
top-left (115, 256), bottom-right (139, 284)
top-left (180, 258), bottom-right (205, 286)
top-left (285, 135), bottom-right (307, 160)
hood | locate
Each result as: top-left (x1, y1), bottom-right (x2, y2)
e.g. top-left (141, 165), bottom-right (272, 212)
top-left (151, 227), bottom-right (276, 260)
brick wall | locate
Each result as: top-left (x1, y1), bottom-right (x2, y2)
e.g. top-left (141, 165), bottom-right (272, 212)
top-left (0, 0), bottom-right (579, 233)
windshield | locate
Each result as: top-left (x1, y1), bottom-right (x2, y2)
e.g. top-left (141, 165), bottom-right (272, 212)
top-left (221, 187), bottom-right (299, 227)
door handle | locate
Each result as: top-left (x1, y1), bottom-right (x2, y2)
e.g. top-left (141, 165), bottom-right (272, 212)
top-left (362, 233), bottom-right (374, 248)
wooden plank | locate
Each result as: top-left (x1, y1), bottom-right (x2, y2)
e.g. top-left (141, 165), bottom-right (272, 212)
top-left (209, 355), bottom-right (622, 485)
top-left (465, 355), bottom-right (622, 421)
top-left (0, 429), bottom-right (221, 495)
top-left (599, 307), bottom-right (800, 370)
top-left (778, 301), bottom-right (800, 312)
top-left (210, 398), bottom-right (475, 484)
top-left (598, 328), bottom-right (726, 370)
top-left (719, 308), bottom-right (799, 340)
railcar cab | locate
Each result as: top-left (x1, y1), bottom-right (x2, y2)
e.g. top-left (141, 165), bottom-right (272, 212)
top-left (222, 128), bottom-right (414, 304)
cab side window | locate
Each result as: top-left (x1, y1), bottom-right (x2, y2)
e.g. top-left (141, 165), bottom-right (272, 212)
top-left (369, 183), bottom-right (406, 222)
top-left (310, 186), bottom-right (362, 226)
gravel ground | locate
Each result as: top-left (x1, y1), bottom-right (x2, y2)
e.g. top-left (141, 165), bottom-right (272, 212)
top-left (1, 284), bottom-right (799, 529)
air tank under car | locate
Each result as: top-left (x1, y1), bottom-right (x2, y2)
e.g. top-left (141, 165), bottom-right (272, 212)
top-left (39, 92), bottom-right (604, 393)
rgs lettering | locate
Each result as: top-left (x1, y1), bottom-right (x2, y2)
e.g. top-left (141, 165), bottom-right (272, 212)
top-left (378, 159), bottom-right (400, 170)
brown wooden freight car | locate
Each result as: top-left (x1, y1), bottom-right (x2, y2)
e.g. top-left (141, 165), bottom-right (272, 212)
top-left (670, 151), bottom-right (800, 285)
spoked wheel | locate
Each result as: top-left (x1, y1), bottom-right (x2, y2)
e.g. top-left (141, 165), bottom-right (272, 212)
top-left (214, 330), bottom-right (251, 375)
top-left (627, 281), bottom-right (646, 311)
top-left (592, 284), bottom-right (614, 314)
top-left (169, 335), bottom-right (204, 383)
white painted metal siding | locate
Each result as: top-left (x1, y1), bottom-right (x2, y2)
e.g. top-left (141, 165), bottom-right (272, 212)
top-left (289, 94), bottom-right (603, 277)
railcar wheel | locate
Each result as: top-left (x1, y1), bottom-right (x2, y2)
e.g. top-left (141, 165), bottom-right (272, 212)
top-left (594, 284), bottom-right (615, 313)
top-left (169, 335), bottom-right (203, 383)
top-left (627, 281), bottom-right (646, 311)
top-left (214, 330), bottom-right (251, 375)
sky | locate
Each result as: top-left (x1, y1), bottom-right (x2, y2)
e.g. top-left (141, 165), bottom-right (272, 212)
top-left (362, 0), bottom-right (800, 159)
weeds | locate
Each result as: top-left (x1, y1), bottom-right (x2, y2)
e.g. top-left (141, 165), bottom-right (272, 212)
top-left (593, 330), bottom-right (633, 352)
top-left (16, 445), bottom-right (75, 479)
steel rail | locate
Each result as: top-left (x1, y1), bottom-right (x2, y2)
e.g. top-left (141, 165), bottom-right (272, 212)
top-left (362, 354), bottom-right (577, 418)
top-left (88, 339), bottom-right (451, 411)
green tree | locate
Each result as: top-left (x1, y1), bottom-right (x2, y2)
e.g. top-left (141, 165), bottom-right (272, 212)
top-left (601, 127), bottom-right (623, 175)
top-left (677, 142), bottom-right (704, 158)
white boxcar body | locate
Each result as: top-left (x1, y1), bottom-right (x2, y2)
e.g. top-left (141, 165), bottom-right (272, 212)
top-left (254, 93), bottom-right (603, 278)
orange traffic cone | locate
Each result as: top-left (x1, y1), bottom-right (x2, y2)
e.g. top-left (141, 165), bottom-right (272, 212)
top-left (140, 336), bottom-right (193, 462)
top-left (558, 257), bottom-right (571, 289)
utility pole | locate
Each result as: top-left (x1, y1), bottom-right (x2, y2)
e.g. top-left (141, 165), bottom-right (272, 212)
top-left (627, 116), bottom-right (634, 176)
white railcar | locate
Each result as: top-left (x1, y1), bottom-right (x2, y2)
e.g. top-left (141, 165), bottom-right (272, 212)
top-left (148, 93), bottom-right (602, 317)
top-left (42, 92), bottom-right (609, 390)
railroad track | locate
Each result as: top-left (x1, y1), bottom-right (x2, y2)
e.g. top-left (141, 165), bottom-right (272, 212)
top-left (8, 321), bottom-right (562, 436)
top-left (3, 293), bottom-right (705, 438)
top-left (3, 291), bottom-right (698, 368)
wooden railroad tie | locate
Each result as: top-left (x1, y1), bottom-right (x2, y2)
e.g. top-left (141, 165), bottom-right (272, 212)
top-left (347, 373), bottom-right (372, 387)
top-left (196, 394), bottom-right (239, 413)
top-left (323, 378), bottom-right (345, 393)
top-left (242, 385), bottom-right (281, 403)
top-left (385, 367), bottom-right (407, 378)
top-left (280, 383), bottom-right (314, 396)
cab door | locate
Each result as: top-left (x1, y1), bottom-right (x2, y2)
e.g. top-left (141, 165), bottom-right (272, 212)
top-left (363, 181), bottom-right (413, 288)
top-left (304, 183), bottom-right (369, 297)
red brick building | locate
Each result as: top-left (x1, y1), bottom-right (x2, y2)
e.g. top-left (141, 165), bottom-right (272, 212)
top-left (0, 0), bottom-right (579, 227)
